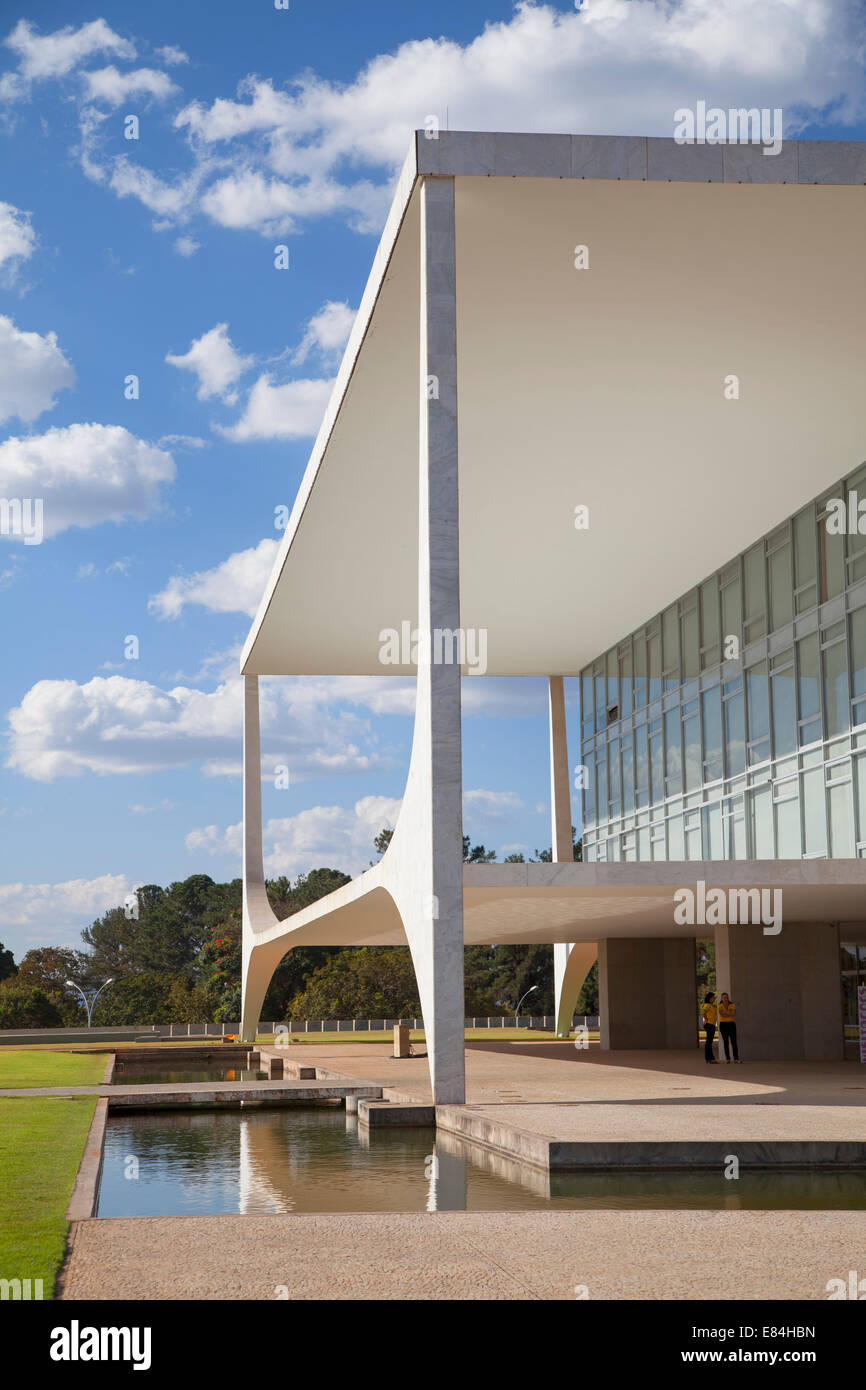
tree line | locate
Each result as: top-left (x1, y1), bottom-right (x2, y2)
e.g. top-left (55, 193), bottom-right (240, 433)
top-left (0, 829), bottom-right (595, 1029)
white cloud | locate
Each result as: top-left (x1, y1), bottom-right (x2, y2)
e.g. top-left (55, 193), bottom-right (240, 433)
top-left (155, 45), bottom-right (189, 67)
top-left (187, 794), bottom-right (402, 877)
top-left (463, 789), bottom-right (523, 818)
top-left (5, 673), bottom-right (388, 783)
top-left (292, 300), bottom-right (356, 366)
top-left (82, 65), bottom-right (179, 108)
top-left (0, 423), bottom-right (175, 540)
top-left (174, 234), bottom-right (199, 257)
top-left (0, 201), bottom-right (36, 273)
top-left (3, 17), bottom-right (135, 82)
top-left (0, 873), bottom-right (130, 928)
top-left (220, 373), bottom-right (333, 441)
top-left (149, 537), bottom-right (279, 619)
top-left (0, 315), bottom-right (74, 425)
top-left (165, 322), bottom-right (253, 404)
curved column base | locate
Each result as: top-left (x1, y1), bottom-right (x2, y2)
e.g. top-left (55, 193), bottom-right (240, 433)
top-left (554, 941), bottom-right (597, 1037)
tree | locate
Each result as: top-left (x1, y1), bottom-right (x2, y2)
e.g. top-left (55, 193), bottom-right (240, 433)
top-left (14, 947), bottom-right (87, 995)
top-left (92, 972), bottom-right (173, 1026)
top-left (0, 985), bottom-right (62, 1029)
top-left (287, 947), bottom-right (421, 1019)
top-left (0, 941), bottom-right (16, 983)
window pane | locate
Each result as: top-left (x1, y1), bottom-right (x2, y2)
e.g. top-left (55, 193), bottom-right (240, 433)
top-left (768, 539), bottom-right (793, 633)
top-left (635, 725), bottom-right (648, 793)
top-left (798, 633), bottom-right (820, 722)
top-left (702, 687), bottom-right (723, 782)
top-left (581, 670), bottom-right (594, 733)
top-left (743, 543), bottom-right (766, 629)
top-left (721, 573), bottom-right (742, 656)
top-left (683, 713), bottom-right (701, 790)
top-left (829, 780), bottom-right (855, 857)
top-left (595, 668), bottom-right (605, 732)
top-left (662, 606), bottom-right (679, 690)
top-left (802, 768), bottom-right (827, 855)
top-left (750, 785), bottom-right (774, 857)
top-left (775, 793), bottom-right (801, 857)
top-left (650, 729), bottom-right (664, 803)
top-left (647, 629), bottom-right (662, 703)
top-left (701, 577), bottom-right (719, 654)
top-left (747, 661), bottom-right (770, 750)
top-left (609, 737), bottom-right (621, 802)
top-left (771, 663), bottom-right (796, 757)
top-left (820, 499), bottom-right (845, 601)
top-left (823, 640), bottom-right (848, 739)
top-left (681, 603), bottom-right (699, 679)
top-left (622, 736), bottom-right (634, 812)
top-left (794, 506), bottom-right (817, 593)
top-left (725, 691), bottom-right (746, 775)
top-left (851, 608), bottom-right (866, 700)
top-left (619, 645), bottom-right (633, 718)
top-left (606, 648), bottom-right (617, 716)
top-left (633, 633), bottom-right (647, 708)
top-left (665, 708), bottom-right (682, 791)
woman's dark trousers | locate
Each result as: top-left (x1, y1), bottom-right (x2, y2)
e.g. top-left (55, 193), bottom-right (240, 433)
top-left (704, 1022), bottom-right (716, 1061)
top-left (720, 1022), bottom-right (739, 1060)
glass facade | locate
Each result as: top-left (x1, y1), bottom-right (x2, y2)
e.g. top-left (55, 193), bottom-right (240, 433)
top-left (579, 461), bottom-right (866, 867)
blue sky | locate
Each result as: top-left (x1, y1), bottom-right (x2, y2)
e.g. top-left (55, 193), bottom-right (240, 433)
top-left (0, 0), bottom-right (864, 959)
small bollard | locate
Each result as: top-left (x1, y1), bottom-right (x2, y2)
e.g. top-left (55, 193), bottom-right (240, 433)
top-left (393, 1024), bottom-right (411, 1058)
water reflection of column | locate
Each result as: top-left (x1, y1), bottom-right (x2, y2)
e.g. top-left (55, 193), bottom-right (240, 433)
top-left (238, 1115), bottom-right (292, 1214)
top-left (427, 1145), bottom-right (467, 1212)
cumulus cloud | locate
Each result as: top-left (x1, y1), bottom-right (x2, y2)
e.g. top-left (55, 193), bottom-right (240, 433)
top-left (220, 374), bottom-right (333, 441)
top-left (463, 788), bottom-right (524, 818)
top-left (82, 65), bottom-right (179, 108)
top-left (5, 673), bottom-right (388, 782)
top-left (9, 4), bottom-right (866, 240)
top-left (292, 300), bottom-right (356, 366)
top-left (0, 316), bottom-right (74, 425)
top-left (149, 537), bottom-right (279, 619)
top-left (0, 423), bottom-right (175, 540)
top-left (0, 873), bottom-right (130, 928)
top-left (174, 234), bottom-right (199, 257)
top-left (0, 201), bottom-right (36, 273)
top-left (2, 17), bottom-right (135, 88)
top-left (165, 322), bottom-right (253, 404)
top-left (187, 794), bottom-right (402, 877)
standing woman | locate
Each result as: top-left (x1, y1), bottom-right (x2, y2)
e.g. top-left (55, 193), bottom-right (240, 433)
top-left (719, 992), bottom-right (741, 1062)
top-left (702, 992), bottom-right (719, 1063)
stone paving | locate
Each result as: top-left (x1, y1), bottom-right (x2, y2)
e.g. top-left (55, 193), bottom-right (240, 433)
top-left (60, 1208), bottom-right (866, 1301)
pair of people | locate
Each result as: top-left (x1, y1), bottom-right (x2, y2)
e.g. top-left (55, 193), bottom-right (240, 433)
top-left (702, 991), bottom-right (741, 1063)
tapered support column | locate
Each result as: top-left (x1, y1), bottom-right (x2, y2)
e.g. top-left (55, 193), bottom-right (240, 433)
top-left (240, 673), bottom-right (280, 1042)
top-left (549, 676), bottom-right (596, 1036)
top-left (388, 176), bottom-right (465, 1105)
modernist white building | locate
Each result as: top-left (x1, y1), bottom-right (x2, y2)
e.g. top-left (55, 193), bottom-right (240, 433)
top-left (240, 131), bottom-right (866, 1104)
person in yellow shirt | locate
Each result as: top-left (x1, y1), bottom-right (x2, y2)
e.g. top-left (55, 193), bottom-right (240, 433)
top-left (718, 992), bottom-right (741, 1063)
top-left (702, 993), bottom-right (719, 1063)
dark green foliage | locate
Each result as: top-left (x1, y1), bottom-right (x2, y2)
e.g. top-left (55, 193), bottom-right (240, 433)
top-left (0, 985), bottom-right (63, 1029)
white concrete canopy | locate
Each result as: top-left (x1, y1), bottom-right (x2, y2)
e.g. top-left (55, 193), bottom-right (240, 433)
top-left (240, 131), bottom-right (866, 1101)
top-left (242, 133), bottom-right (866, 680)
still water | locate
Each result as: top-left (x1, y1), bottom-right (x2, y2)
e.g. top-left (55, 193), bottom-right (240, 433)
top-left (96, 1105), bottom-right (866, 1217)
top-left (113, 1066), bottom-right (267, 1085)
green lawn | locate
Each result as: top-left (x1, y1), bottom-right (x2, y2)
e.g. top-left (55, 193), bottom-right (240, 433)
top-left (0, 1096), bottom-right (96, 1298)
top-left (0, 1049), bottom-right (109, 1089)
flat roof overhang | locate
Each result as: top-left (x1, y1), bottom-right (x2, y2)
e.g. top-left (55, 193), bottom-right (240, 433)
top-left (241, 132), bottom-right (866, 680)
top-left (244, 859), bottom-right (866, 953)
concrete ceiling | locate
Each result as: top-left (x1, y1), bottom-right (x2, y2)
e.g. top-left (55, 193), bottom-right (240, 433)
top-left (242, 144), bottom-right (866, 678)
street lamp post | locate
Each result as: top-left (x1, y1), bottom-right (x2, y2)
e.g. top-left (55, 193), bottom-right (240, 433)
top-left (513, 984), bottom-right (538, 1031)
top-left (66, 978), bottom-right (113, 1028)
